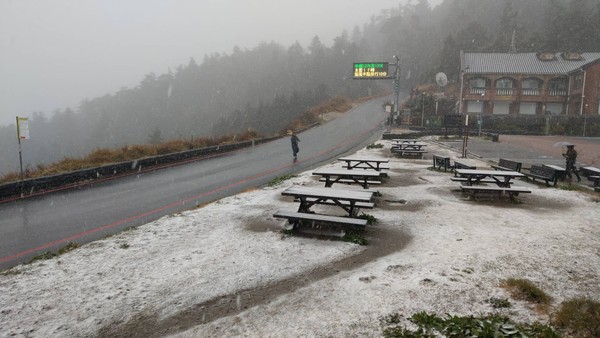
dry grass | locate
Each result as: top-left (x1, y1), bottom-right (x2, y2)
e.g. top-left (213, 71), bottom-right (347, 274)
top-left (551, 298), bottom-right (600, 338)
top-left (500, 278), bottom-right (553, 313)
top-left (0, 132), bottom-right (262, 184)
top-left (0, 97), bottom-right (352, 185)
top-left (283, 96), bottom-right (355, 134)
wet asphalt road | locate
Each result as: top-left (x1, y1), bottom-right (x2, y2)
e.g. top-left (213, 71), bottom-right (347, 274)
top-left (441, 135), bottom-right (600, 168)
top-left (0, 96), bottom-right (394, 270)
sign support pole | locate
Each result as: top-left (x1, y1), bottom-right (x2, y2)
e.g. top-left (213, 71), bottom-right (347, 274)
top-left (16, 116), bottom-right (25, 181)
top-left (462, 114), bottom-right (469, 158)
top-left (17, 116), bottom-right (29, 181)
top-left (393, 55), bottom-right (400, 126)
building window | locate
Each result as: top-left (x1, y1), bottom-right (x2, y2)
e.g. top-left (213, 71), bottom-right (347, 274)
top-left (522, 78), bottom-right (541, 96)
top-left (468, 77), bottom-right (486, 95)
top-left (493, 101), bottom-right (510, 115)
top-left (466, 100), bottom-right (483, 113)
top-left (548, 77), bottom-right (568, 96)
top-left (519, 102), bottom-right (537, 115)
top-left (495, 77), bottom-right (514, 95)
top-left (546, 103), bottom-right (564, 115)
top-left (574, 74), bottom-right (583, 89)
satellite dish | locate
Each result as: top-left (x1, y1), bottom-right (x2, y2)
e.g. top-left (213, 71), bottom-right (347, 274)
top-left (435, 72), bottom-right (448, 87)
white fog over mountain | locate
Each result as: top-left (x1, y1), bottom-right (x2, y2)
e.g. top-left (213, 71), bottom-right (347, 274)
top-left (0, 0), bottom-right (441, 127)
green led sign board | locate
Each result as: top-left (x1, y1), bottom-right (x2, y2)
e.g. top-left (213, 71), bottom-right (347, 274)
top-left (353, 62), bottom-right (390, 79)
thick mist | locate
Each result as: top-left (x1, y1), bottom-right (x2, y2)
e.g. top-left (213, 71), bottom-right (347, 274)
top-left (0, 0), bottom-right (426, 127)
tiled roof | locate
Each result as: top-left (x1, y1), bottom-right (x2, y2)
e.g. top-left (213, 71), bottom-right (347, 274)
top-left (462, 52), bottom-right (600, 75)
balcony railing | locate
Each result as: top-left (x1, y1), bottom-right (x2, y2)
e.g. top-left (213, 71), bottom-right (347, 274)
top-left (496, 88), bottom-right (514, 96)
top-left (466, 88), bottom-right (568, 97)
top-left (549, 89), bottom-right (567, 96)
top-left (522, 88), bottom-right (540, 96)
top-left (469, 87), bottom-right (485, 95)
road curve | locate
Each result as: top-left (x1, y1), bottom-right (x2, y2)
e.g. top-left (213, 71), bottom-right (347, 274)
top-left (0, 96), bottom-right (391, 270)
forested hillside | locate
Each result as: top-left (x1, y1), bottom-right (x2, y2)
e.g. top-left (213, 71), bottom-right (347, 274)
top-left (1, 0), bottom-right (598, 175)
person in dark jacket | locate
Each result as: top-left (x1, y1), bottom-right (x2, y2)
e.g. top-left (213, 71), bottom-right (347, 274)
top-left (289, 130), bottom-right (300, 160)
top-left (563, 144), bottom-right (581, 182)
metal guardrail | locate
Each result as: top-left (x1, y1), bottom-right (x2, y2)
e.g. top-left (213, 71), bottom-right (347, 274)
top-left (0, 136), bottom-right (279, 200)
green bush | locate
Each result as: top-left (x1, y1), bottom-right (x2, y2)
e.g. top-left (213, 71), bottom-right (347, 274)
top-left (381, 311), bottom-right (558, 337)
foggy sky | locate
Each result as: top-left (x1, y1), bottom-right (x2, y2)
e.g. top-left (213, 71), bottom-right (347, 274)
top-left (0, 0), bottom-right (441, 127)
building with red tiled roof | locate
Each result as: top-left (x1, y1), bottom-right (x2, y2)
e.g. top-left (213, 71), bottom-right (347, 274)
top-left (459, 52), bottom-right (600, 116)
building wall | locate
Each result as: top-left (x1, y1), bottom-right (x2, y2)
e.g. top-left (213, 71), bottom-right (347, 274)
top-left (567, 62), bottom-right (600, 115)
top-left (459, 71), bottom-right (600, 115)
top-left (583, 62), bottom-right (600, 115)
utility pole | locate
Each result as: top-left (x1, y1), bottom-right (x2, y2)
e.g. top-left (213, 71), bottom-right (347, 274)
top-left (421, 93), bottom-right (425, 127)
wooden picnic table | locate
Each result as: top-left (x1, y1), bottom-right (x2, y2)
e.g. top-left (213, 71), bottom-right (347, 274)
top-left (281, 186), bottom-right (374, 217)
top-left (454, 169), bottom-right (525, 187)
top-left (392, 139), bottom-right (419, 144)
top-left (394, 142), bottom-right (427, 150)
top-left (391, 142), bottom-right (428, 157)
top-left (338, 157), bottom-right (390, 171)
top-left (313, 168), bottom-right (382, 189)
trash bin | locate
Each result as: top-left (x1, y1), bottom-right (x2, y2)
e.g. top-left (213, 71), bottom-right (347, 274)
top-left (491, 133), bottom-right (499, 142)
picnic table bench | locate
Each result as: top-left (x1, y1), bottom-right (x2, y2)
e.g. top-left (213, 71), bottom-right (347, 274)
top-left (581, 166), bottom-right (600, 177)
top-left (338, 157), bottom-right (390, 171)
top-left (453, 169), bottom-right (531, 200)
top-left (273, 211), bottom-right (367, 228)
top-left (391, 139), bottom-right (419, 144)
top-left (451, 177), bottom-right (498, 184)
top-left (542, 164), bottom-right (567, 182)
top-left (281, 186), bottom-right (374, 217)
top-left (297, 197), bottom-right (375, 209)
top-left (274, 186), bottom-right (374, 229)
top-left (524, 165), bottom-right (559, 186)
top-left (454, 169), bottom-right (525, 188)
top-left (491, 158), bottom-right (522, 172)
top-left (452, 161), bottom-right (476, 176)
top-left (432, 155), bottom-right (451, 172)
top-left (460, 185), bottom-right (532, 200)
top-left (586, 175), bottom-right (600, 192)
top-left (313, 168), bottom-right (382, 189)
top-left (391, 142), bottom-right (427, 157)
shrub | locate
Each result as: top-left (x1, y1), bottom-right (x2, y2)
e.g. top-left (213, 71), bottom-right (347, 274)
top-left (488, 297), bottom-right (512, 309)
top-left (501, 278), bottom-right (552, 305)
top-left (29, 242), bottom-right (80, 263)
top-left (380, 311), bottom-right (559, 337)
top-left (357, 213), bottom-right (377, 225)
top-left (342, 230), bottom-right (367, 245)
top-left (552, 298), bottom-right (600, 337)
top-left (267, 174), bottom-right (297, 187)
top-left (367, 143), bottom-right (384, 149)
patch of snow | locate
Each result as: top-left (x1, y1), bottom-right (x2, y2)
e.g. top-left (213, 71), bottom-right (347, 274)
top-left (1, 140), bottom-right (599, 337)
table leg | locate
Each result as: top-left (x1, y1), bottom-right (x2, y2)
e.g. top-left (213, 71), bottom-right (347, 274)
top-left (349, 202), bottom-right (357, 217)
top-left (296, 197), bottom-right (310, 213)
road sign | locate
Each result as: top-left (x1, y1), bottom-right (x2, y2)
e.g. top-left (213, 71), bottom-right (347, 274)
top-left (353, 62), bottom-right (391, 79)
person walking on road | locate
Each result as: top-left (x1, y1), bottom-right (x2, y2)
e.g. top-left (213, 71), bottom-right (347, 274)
top-left (563, 144), bottom-right (581, 182)
top-left (289, 130), bottom-right (300, 161)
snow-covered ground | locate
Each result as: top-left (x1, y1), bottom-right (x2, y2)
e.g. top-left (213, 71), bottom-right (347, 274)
top-left (1, 139), bottom-right (599, 337)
